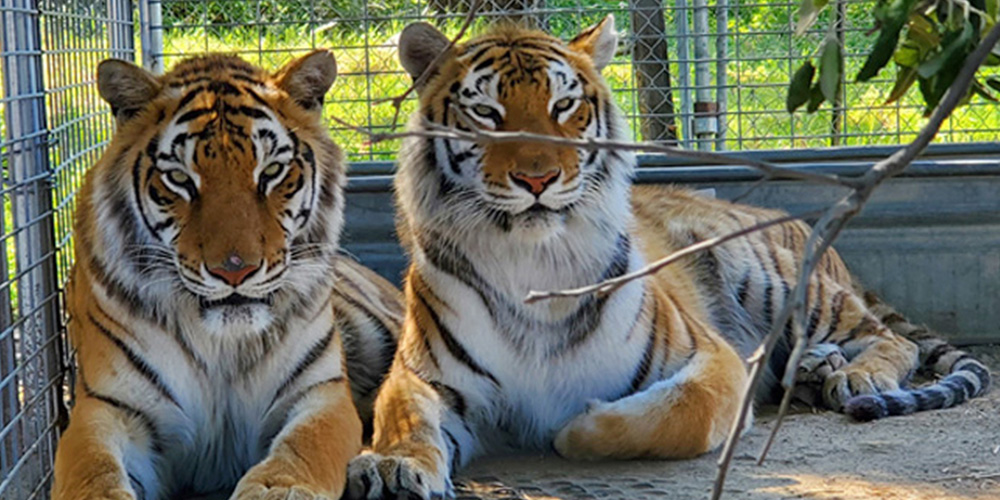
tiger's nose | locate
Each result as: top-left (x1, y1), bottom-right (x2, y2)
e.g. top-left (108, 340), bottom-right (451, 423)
top-left (510, 170), bottom-right (560, 196)
top-left (207, 253), bottom-right (260, 286)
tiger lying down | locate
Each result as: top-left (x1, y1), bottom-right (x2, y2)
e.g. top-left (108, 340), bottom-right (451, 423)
top-left (53, 53), bottom-right (402, 499)
top-left (345, 16), bottom-right (992, 499)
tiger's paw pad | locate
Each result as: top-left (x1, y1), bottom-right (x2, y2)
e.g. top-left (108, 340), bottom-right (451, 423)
top-left (345, 452), bottom-right (450, 500)
top-left (823, 365), bottom-right (900, 411)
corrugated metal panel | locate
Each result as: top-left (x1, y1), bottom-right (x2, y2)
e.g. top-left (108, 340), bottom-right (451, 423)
top-left (340, 152), bottom-right (1000, 344)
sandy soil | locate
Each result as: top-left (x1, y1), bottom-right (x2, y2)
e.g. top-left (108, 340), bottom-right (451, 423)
top-left (452, 346), bottom-right (1000, 500)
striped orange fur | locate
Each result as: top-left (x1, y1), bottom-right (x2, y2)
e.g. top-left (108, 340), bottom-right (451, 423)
top-left (52, 53), bottom-right (402, 500)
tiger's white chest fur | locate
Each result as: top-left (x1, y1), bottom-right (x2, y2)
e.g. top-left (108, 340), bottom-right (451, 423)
top-left (414, 222), bottom-right (652, 450)
top-left (91, 287), bottom-right (342, 497)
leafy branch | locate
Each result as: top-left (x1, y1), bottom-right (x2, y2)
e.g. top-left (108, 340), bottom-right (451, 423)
top-left (789, 0), bottom-right (1000, 114)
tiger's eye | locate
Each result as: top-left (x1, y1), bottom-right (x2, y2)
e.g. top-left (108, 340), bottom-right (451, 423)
top-left (553, 97), bottom-right (575, 112)
top-left (167, 170), bottom-right (190, 185)
top-left (472, 104), bottom-right (495, 117)
top-left (263, 162), bottom-right (282, 177)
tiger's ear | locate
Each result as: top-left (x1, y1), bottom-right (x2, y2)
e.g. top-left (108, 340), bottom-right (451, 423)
top-left (97, 59), bottom-right (162, 125)
top-left (568, 14), bottom-right (618, 71)
top-left (398, 22), bottom-right (451, 88)
top-left (275, 49), bottom-right (338, 111)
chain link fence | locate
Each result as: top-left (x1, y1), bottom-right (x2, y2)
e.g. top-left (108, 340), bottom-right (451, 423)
top-left (0, 0), bottom-right (998, 498)
top-left (142, 0), bottom-right (999, 160)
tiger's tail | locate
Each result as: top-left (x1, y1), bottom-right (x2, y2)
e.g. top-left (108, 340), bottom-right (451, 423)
top-left (843, 291), bottom-right (991, 421)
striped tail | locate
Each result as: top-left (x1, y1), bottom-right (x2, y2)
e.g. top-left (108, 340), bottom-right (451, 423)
top-left (844, 291), bottom-right (991, 422)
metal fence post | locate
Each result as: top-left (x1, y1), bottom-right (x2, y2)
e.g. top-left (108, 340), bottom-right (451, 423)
top-left (715, 0), bottom-right (728, 151)
top-left (692, 0), bottom-right (716, 150)
top-left (0, 0), bottom-right (62, 496)
top-left (674, 0), bottom-right (692, 149)
top-left (630, 0), bottom-right (679, 145)
top-left (139, 0), bottom-right (164, 72)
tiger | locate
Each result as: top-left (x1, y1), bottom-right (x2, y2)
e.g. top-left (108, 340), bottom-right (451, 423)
top-left (52, 51), bottom-right (403, 500)
top-left (343, 16), bottom-right (991, 499)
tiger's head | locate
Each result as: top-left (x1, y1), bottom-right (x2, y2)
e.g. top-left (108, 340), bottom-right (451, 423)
top-left (396, 16), bottom-right (633, 241)
top-left (81, 52), bottom-right (344, 335)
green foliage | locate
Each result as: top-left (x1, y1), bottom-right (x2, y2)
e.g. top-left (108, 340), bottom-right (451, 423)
top-left (790, 0), bottom-right (1000, 115)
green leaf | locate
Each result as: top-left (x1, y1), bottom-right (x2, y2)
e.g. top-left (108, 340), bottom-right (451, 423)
top-left (917, 20), bottom-right (974, 79)
top-left (819, 36), bottom-right (842, 104)
top-left (807, 82), bottom-right (825, 113)
top-left (795, 0), bottom-right (830, 36)
top-left (987, 77), bottom-right (1000, 93)
top-left (786, 61), bottom-right (816, 113)
top-left (885, 66), bottom-right (918, 104)
top-left (856, 0), bottom-right (917, 82)
top-left (893, 42), bottom-right (920, 68)
top-left (918, 75), bottom-right (939, 115)
top-left (972, 80), bottom-right (999, 102)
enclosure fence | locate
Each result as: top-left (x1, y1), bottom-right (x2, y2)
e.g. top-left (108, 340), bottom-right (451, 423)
top-left (0, 0), bottom-right (999, 498)
top-left (1, 0), bottom-right (131, 498)
top-left (143, 0), bottom-right (1000, 161)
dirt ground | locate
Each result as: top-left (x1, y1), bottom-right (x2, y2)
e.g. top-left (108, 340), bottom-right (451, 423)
top-left (189, 347), bottom-right (1000, 500)
top-left (450, 345), bottom-right (1000, 500)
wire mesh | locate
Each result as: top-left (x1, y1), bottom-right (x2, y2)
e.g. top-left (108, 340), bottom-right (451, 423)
top-left (0, 0), bottom-right (132, 498)
top-left (142, 0), bottom-right (1000, 160)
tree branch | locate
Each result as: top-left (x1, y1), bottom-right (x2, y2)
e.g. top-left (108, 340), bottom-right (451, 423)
top-left (524, 210), bottom-right (824, 304)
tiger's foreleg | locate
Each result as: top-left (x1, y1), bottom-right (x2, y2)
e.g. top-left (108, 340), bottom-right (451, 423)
top-left (52, 397), bottom-right (154, 500)
top-left (554, 331), bottom-right (748, 460)
top-left (231, 378), bottom-right (362, 500)
top-left (818, 292), bottom-right (919, 411)
top-left (345, 367), bottom-right (471, 500)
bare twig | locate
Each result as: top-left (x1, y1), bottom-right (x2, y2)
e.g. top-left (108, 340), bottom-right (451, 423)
top-left (730, 174), bottom-right (774, 203)
top-left (355, 117), bottom-right (856, 188)
top-left (929, 471), bottom-right (1000, 483)
top-left (710, 21), bottom-right (1000, 500)
top-left (524, 210), bottom-right (824, 303)
top-left (381, 0), bottom-right (484, 129)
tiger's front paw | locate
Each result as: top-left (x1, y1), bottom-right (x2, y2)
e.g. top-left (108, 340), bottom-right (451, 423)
top-left (230, 460), bottom-right (334, 500)
top-left (230, 483), bottom-right (329, 500)
top-left (823, 364), bottom-right (900, 411)
top-left (553, 400), bottom-right (618, 461)
top-left (344, 452), bottom-right (451, 500)
top-left (793, 343), bottom-right (848, 407)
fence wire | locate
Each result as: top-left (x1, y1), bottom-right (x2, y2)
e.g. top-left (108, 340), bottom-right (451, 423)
top-left (0, 0), bottom-right (132, 498)
top-left (143, 0), bottom-right (1000, 161)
